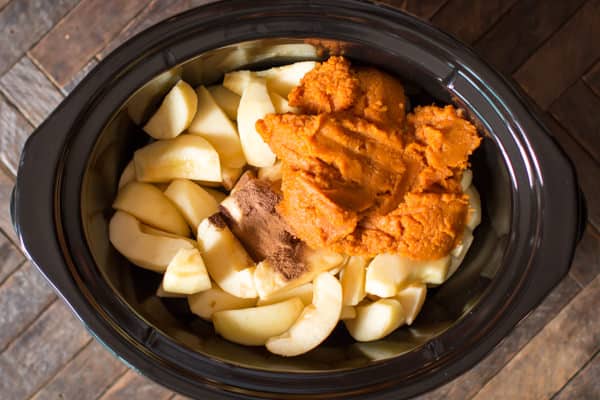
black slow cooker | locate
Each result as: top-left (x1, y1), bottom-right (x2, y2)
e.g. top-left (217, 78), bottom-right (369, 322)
top-left (11, 1), bottom-right (586, 398)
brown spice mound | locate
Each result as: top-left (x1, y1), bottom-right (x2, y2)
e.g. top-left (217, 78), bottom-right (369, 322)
top-left (257, 56), bottom-right (481, 260)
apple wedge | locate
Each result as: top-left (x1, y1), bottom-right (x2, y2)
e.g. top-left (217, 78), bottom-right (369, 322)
top-left (156, 283), bottom-right (186, 298)
top-left (465, 185), bottom-right (482, 231)
top-left (117, 160), bottom-right (136, 189)
top-left (213, 297), bottom-right (304, 346)
top-left (257, 283), bottom-right (313, 306)
top-left (341, 256), bottom-right (368, 306)
top-left (188, 285), bottom-right (256, 320)
top-left (162, 248), bottom-right (211, 295)
top-left (143, 80), bottom-right (198, 139)
top-left (257, 161), bottom-right (282, 182)
top-left (109, 211), bottom-right (194, 272)
top-left (269, 92), bottom-right (299, 114)
top-left (134, 134), bottom-right (222, 183)
top-left (127, 68), bottom-right (181, 125)
top-left (188, 86), bottom-right (246, 168)
top-left (203, 187), bottom-right (227, 203)
top-left (365, 254), bottom-right (450, 297)
top-left (448, 228), bottom-right (475, 279)
top-left (395, 284), bottom-right (427, 325)
top-left (237, 78), bottom-right (277, 167)
top-left (340, 305), bottom-right (356, 320)
top-left (197, 214), bottom-right (257, 298)
top-left (113, 182), bottom-right (190, 237)
top-left (164, 179), bottom-right (219, 230)
top-left (344, 299), bottom-right (406, 342)
top-left (208, 85), bottom-right (240, 120)
top-left (254, 248), bottom-right (345, 299)
top-left (139, 224), bottom-right (196, 246)
top-left (265, 273), bottom-right (342, 357)
top-left (460, 169), bottom-right (473, 191)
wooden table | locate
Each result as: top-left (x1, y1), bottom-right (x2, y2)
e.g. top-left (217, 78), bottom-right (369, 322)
top-left (0, 1), bottom-right (598, 399)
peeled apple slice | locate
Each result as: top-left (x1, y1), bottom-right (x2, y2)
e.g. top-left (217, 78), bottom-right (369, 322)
top-left (164, 179), bottom-right (219, 230)
top-left (203, 187), bottom-right (227, 203)
top-left (395, 284), bottom-right (427, 325)
top-left (341, 256), bottom-right (368, 306)
top-left (237, 78), bottom-right (277, 167)
top-left (113, 182), bottom-right (190, 236)
top-left (460, 169), bottom-right (473, 191)
top-left (117, 160), bottom-right (136, 189)
top-left (197, 215), bottom-right (257, 298)
top-left (134, 134), bottom-right (222, 183)
top-left (109, 211), bottom-right (194, 272)
top-left (257, 161), bottom-right (282, 182)
top-left (344, 299), bottom-right (406, 342)
top-left (465, 185), bottom-right (482, 231)
top-left (448, 229), bottom-right (475, 279)
top-left (156, 283), bottom-right (186, 298)
top-left (143, 80), bottom-right (198, 139)
top-left (188, 86), bottom-right (246, 168)
top-left (266, 273), bottom-right (342, 357)
top-left (188, 286), bottom-right (256, 320)
top-left (340, 305), bottom-right (356, 320)
top-left (162, 248), bottom-right (212, 295)
top-left (257, 283), bottom-right (313, 306)
top-left (213, 297), bottom-right (304, 346)
top-left (138, 224), bottom-right (196, 246)
top-left (269, 92), bottom-right (299, 114)
top-left (365, 254), bottom-right (450, 297)
top-left (127, 68), bottom-right (181, 125)
top-left (208, 85), bottom-right (240, 120)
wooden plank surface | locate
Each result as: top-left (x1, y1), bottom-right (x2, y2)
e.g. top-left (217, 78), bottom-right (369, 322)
top-left (98, 370), bottom-right (174, 400)
top-left (0, 234), bottom-right (23, 284)
top-left (584, 60), bottom-right (600, 96)
top-left (0, 167), bottom-right (19, 245)
top-left (514, 0), bottom-right (600, 109)
top-left (0, 93), bottom-right (33, 176)
top-left (554, 351), bottom-right (600, 400)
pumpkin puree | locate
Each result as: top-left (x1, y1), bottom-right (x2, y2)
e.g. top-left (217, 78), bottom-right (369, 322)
top-left (256, 57), bottom-right (481, 260)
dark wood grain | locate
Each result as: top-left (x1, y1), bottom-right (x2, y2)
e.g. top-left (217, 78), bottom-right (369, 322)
top-left (542, 114), bottom-right (600, 231)
top-left (98, 370), bottom-right (174, 400)
top-left (31, 340), bottom-right (128, 400)
top-left (431, 0), bottom-right (518, 44)
top-left (29, 0), bottom-right (151, 88)
top-left (0, 262), bottom-right (56, 351)
top-left (0, 56), bottom-right (63, 126)
top-left (0, 301), bottom-right (91, 400)
top-left (0, 93), bottom-right (33, 176)
top-left (418, 275), bottom-right (582, 400)
top-left (584, 61), bottom-right (600, 97)
top-left (473, 275), bottom-right (600, 399)
top-left (549, 80), bottom-right (600, 163)
top-left (514, 0), bottom-right (600, 109)
top-left (61, 57), bottom-right (98, 95)
top-left (0, 166), bottom-right (19, 245)
top-left (0, 235), bottom-right (24, 284)
top-left (568, 225), bottom-right (600, 288)
top-left (474, 0), bottom-right (585, 75)
top-left (554, 351), bottom-right (600, 400)
top-left (0, 0), bottom-right (80, 76)
top-left (378, 0), bottom-right (449, 19)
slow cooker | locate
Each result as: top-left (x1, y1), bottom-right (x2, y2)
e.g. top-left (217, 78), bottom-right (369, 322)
top-left (11, 1), bottom-right (586, 398)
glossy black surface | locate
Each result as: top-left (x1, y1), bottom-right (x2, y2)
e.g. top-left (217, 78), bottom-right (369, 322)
top-left (12, 1), bottom-right (584, 399)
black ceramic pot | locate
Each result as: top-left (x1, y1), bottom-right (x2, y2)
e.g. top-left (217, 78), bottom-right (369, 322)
top-left (11, 1), bottom-right (586, 399)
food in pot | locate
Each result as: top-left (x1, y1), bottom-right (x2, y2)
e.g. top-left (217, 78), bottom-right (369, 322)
top-left (108, 56), bottom-right (482, 356)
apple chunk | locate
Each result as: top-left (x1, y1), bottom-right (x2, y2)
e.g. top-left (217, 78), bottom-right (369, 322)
top-left (109, 211), bottom-right (194, 272)
top-left (162, 248), bottom-right (211, 294)
top-left (269, 92), bottom-right (299, 114)
top-left (341, 256), bottom-right (368, 306)
top-left (197, 215), bottom-right (257, 298)
top-left (213, 297), bottom-right (304, 346)
top-left (143, 80), bottom-right (197, 139)
top-left (188, 86), bottom-right (246, 168)
top-left (465, 185), bottom-right (482, 231)
top-left (344, 299), bottom-right (406, 342)
top-left (164, 179), bottom-right (219, 230)
top-left (188, 286), bottom-right (256, 320)
top-left (117, 160), bottom-right (136, 189)
top-left (113, 182), bottom-right (190, 237)
top-left (237, 78), bottom-right (277, 167)
top-left (208, 85), bottom-right (240, 120)
top-left (395, 284), bottom-right (426, 325)
top-left (134, 134), bottom-right (222, 183)
top-left (257, 283), bottom-right (313, 306)
top-left (266, 273), bottom-right (342, 357)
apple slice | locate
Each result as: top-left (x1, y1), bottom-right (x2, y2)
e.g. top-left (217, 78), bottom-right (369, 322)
top-left (465, 185), bottom-right (481, 231)
top-left (109, 211), bottom-right (194, 272)
top-left (139, 224), bottom-right (196, 246)
top-left (223, 70), bottom-right (254, 96)
top-left (156, 282), bottom-right (186, 298)
top-left (162, 248), bottom-right (211, 294)
top-left (365, 254), bottom-right (450, 297)
top-left (213, 297), bottom-right (304, 346)
top-left (254, 248), bottom-right (345, 299)
top-left (257, 283), bottom-right (313, 306)
top-left (197, 214), bottom-right (257, 298)
top-left (203, 187), bottom-right (227, 203)
top-left (188, 286), bottom-right (256, 320)
top-left (344, 299), bottom-right (406, 342)
top-left (188, 86), bottom-right (246, 168)
top-left (127, 68), bottom-right (181, 125)
top-left (118, 160), bottom-right (136, 189)
top-left (340, 305), bottom-right (356, 320)
top-left (221, 166), bottom-right (243, 191)
top-left (208, 85), bottom-right (241, 120)
top-left (460, 169), bottom-right (473, 191)
top-left (257, 161), bottom-right (282, 182)
top-left (113, 182), bottom-right (190, 236)
top-left (143, 80), bottom-right (198, 139)
top-left (395, 284), bottom-right (426, 325)
top-left (237, 78), bottom-right (277, 167)
top-left (341, 256), bottom-right (368, 306)
top-left (134, 134), bottom-right (222, 183)
top-left (266, 273), bottom-right (342, 356)
top-left (447, 228), bottom-right (475, 279)
top-left (164, 179), bottom-right (219, 230)
top-left (269, 92), bottom-right (299, 114)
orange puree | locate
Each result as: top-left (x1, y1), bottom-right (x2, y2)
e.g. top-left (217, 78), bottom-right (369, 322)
top-left (256, 57), bottom-right (481, 260)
